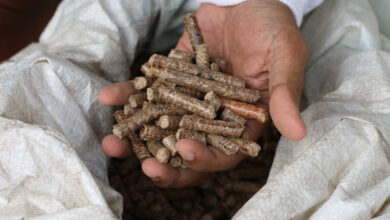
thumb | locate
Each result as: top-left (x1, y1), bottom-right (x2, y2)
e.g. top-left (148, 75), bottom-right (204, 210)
top-left (268, 30), bottom-right (309, 140)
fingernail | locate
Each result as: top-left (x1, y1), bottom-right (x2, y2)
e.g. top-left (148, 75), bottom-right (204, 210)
top-left (151, 177), bottom-right (160, 183)
top-left (180, 150), bottom-right (194, 161)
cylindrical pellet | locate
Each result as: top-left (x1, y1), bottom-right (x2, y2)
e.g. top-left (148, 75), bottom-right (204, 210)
top-left (231, 138), bottom-right (261, 157)
top-left (148, 55), bottom-right (245, 88)
top-left (206, 134), bottom-right (240, 155)
top-left (157, 85), bottom-right (216, 119)
top-left (133, 76), bottom-right (154, 90)
top-left (146, 88), bottom-right (161, 103)
top-left (221, 98), bottom-right (268, 123)
top-left (124, 104), bottom-right (140, 116)
top-left (169, 156), bottom-right (183, 168)
top-left (140, 125), bottom-right (175, 140)
top-left (113, 103), bottom-right (187, 139)
top-left (168, 49), bottom-right (194, 63)
top-left (175, 128), bottom-right (207, 146)
top-left (221, 108), bottom-right (247, 125)
top-left (214, 58), bottom-right (227, 73)
top-left (162, 135), bottom-right (178, 156)
top-left (128, 133), bottom-right (152, 163)
top-left (180, 115), bottom-right (245, 138)
top-left (182, 13), bottom-right (204, 52)
top-left (114, 110), bottom-right (126, 123)
top-left (204, 91), bottom-right (222, 111)
top-left (210, 62), bottom-right (220, 72)
top-left (175, 87), bottom-right (204, 99)
top-left (156, 115), bottom-right (182, 129)
top-left (157, 68), bottom-right (260, 103)
top-left (195, 44), bottom-right (209, 69)
top-left (146, 140), bottom-right (170, 164)
top-left (128, 93), bottom-right (147, 108)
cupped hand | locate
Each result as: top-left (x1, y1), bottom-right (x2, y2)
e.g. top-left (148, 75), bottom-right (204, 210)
top-left (99, 0), bottom-right (309, 187)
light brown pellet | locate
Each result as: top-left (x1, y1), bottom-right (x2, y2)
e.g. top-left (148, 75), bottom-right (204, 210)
top-left (140, 64), bottom-right (154, 77)
top-left (128, 93), bottom-right (147, 108)
top-left (206, 134), bottom-right (240, 155)
top-left (140, 125), bottom-right (175, 141)
top-left (168, 49), bottom-right (194, 63)
top-left (182, 13), bottom-right (204, 52)
top-left (221, 98), bottom-right (268, 123)
top-left (150, 77), bottom-right (176, 90)
top-left (214, 58), bottom-right (227, 73)
top-left (210, 62), bottom-right (220, 72)
top-left (142, 102), bottom-right (188, 117)
top-left (158, 85), bottom-right (216, 119)
top-left (148, 54), bottom-right (245, 88)
top-left (175, 128), bottom-right (207, 146)
top-left (162, 135), bottom-right (178, 156)
top-left (195, 44), bottom-right (209, 69)
top-left (146, 88), bottom-right (161, 103)
top-left (204, 91), bottom-right (222, 111)
top-left (146, 140), bottom-right (170, 164)
top-left (175, 87), bottom-right (204, 99)
top-left (124, 104), bottom-right (140, 116)
top-left (133, 76), bottom-right (154, 90)
top-left (232, 138), bottom-right (261, 157)
top-left (169, 156), bottom-right (183, 168)
top-left (114, 110), bottom-right (127, 123)
top-left (180, 115), bottom-right (245, 138)
top-left (128, 133), bottom-right (152, 163)
top-left (156, 115), bottom-right (182, 129)
top-left (113, 103), bottom-right (187, 139)
top-left (158, 68), bottom-right (260, 103)
top-left (221, 108), bottom-right (247, 125)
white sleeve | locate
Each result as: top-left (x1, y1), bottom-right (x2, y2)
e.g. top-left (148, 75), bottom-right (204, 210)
top-left (197, 0), bottom-right (324, 26)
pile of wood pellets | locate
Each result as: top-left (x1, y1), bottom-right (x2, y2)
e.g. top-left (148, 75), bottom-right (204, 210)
top-left (112, 13), bottom-right (268, 168)
top-left (109, 129), bottom-right (279, 219)
top-left (109, 13), bottom-right (274, 219)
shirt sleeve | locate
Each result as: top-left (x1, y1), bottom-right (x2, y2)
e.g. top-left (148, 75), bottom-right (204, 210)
top-left (197, 0), bottom-right (324, 26)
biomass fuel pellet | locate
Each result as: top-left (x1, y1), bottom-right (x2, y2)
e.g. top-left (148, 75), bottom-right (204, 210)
top-left (206, 134), bottom-right (240, 155)
top-left (155, 115), bottom-right (182, 129)
top-left (133, 76), bottom-right (154, 90)
top-left (162, 135), bottom-right (178, 156)
top-left (148, 54), bottom-right (245, 88)
top-left (175, 128), bottom-right (207, 146)
top-left (128, 93), bottom-right (147, 108)
top-left (168, 49), bottom-right (194, 63)
top-left (139, 125), bottom-right (175, 140)
top-left (180, 115), bottom-right (245, 138)
top-left (157, 68), bottom-right (260, 103)
top-left (221, 108), bottom-right (247, 125)
top-left (146, 140), bottom-right (170, 164)
top-left (157, 85), bottom-right (217, 119)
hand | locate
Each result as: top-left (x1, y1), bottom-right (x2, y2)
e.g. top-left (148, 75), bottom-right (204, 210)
top-left (99, 0), bottom-right (308, 187)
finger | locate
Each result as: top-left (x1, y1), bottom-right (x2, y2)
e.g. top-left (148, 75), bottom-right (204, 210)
top-left (176, 139), bottom-right (244, 172)
top-left (142, 158), bottom-right (209, 188)
top-left (101, 135), bottom-right (132, 159)
top-left (98, 81), bottom-right (137, 106)
top-left (268, 28), bottom-right (309, 140)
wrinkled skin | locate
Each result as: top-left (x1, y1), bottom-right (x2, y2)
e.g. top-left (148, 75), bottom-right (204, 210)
top-left (99, 0), bottom-right (309, 187)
